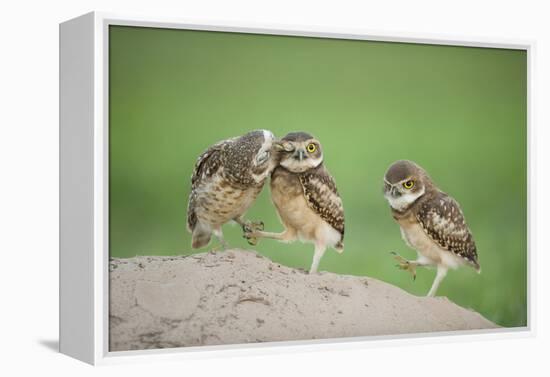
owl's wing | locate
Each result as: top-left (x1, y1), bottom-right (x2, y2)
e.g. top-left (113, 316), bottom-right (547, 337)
top-left (187, 141), bottom-right (225, 231)
top-left (299, 166), bottom-right (345, 240)
top-left (190, 141), bottom-right (225, 187)
top-left (416, 193), bottom-right (479, 269)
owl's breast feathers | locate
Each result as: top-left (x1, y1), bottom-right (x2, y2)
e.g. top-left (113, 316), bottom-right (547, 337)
top-left (298, 165), bottom-right (345, 242)
top-left (415, 192), bottom-right (480, 270)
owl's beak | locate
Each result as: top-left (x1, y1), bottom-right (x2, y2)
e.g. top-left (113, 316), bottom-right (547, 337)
top-left (293, 149), bottom-right (305, 161)
top-left (390, 186), bottom-right (401, 198)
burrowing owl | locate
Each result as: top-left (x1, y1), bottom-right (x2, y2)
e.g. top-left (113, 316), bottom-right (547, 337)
top-left (383, 160), bottom-right (480, 297)
top-left (186, 130), bottom-right (278, 249)
top-left (244, 132), bottom-right (345, 273)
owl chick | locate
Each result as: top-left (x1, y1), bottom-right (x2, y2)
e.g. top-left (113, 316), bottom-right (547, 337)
top-left (187, 130), bottom-right (278, 249)
top-left (244, 132), bottom-right (345, 273)
top-left (383, 160), bottom-right (480, 297)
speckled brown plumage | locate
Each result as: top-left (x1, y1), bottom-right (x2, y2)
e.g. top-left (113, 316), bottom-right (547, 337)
top-left (299, 165), bottom-right (345, 244)
top-left (383, 159), bottom-right (480, 296)
top-left (186, 130), bottom-right (277, 248)
top-left (247, 132), bottom-right (345, 273)
top-left (187, 141), bottom-right (225, 233)
top-left (416, 192), bottom-right (479, 269)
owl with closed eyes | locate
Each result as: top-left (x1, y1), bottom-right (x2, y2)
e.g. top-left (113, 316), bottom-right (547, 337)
top-left (186, 130), bottom-right (278, 249)
top-left (244, 132), bottom-right (345, 273)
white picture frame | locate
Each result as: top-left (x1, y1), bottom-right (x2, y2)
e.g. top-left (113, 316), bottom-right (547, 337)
top-left (59, 11), bottom-right (534, 365)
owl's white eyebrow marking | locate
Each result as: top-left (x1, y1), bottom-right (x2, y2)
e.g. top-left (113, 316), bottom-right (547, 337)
top-left (384, 177), bottom-right (413, 185)
top-left (397, 177), bottom-right (414, 184)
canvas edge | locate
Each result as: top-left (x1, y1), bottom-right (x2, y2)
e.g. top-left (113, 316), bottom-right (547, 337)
top-left (525, 40), bottom-right (535, 343)
top-left (59, 11), bottom-right (96, 365)
top-left (58, 10), bottom-right (535, 366)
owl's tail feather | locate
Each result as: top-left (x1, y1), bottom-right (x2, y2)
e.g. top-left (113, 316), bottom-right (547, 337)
top-left (191, 226), bottom-right (212, 249)
top-left (334, 241), bottom-right (344, 254)
top-left (470, 259), bottom-right (481, 274)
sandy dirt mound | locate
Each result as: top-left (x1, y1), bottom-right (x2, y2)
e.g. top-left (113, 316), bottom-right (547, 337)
top-left (109, 249), bottom-right (497, 351)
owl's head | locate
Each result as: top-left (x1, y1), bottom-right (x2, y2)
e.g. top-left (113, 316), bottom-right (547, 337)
top-left (383, 160), bottom-right (433, 211)
top-left (241, 129), bottom-right (279, 182)
top-left (274, 132), bottom-right (323, 173)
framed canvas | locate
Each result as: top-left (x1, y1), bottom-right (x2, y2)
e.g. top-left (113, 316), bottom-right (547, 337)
top-left (59, 11), bottom-right (533, 365)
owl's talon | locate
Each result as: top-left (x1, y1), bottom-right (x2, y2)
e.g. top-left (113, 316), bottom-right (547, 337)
top-left (243, 220), bottom-right (264, 233)
top-left (243, 229), bottom-right (260, 246)
top-left (391, 252), bottom-right (417, 280)
top-left (243, 234), bottom-right (258, 246)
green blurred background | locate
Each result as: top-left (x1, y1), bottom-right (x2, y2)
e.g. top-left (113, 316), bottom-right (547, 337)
top-left (109, 26), bottom-right (527, 328)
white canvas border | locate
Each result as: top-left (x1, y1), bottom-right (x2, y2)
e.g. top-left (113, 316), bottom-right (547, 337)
top-left (60, 11), bottom-right (535, 365)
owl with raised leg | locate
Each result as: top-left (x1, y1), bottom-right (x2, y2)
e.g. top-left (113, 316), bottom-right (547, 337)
top-left (383, 160), bottom-right (480, 297)
top-left (187, 130), bottom-right (278, 249)
top-left (244, 132), bottom-right (345, 273)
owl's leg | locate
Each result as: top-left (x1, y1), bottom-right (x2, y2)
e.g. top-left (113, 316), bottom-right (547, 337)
top-left (427, 265), bottom-right (448, 297)
top-left (243, 228), bottom-right (296, 246)
top-left (309, 243), bottom-right (327, 274)
top-left (212, 228), bottom-right (228, 251)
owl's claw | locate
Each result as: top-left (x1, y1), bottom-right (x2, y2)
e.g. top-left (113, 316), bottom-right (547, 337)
top-left (243, 230), bottom-right (259, 246)
top-left (242, 220), bottom-right (264, 233)
top-left (390, 252), bottom-right (417, 280)
top-left (245, 236), bottom-right (258, 246)
top-left (242, 221), bottom-right (264, 246)
top-left (243, 221), bottom-right (264, 246)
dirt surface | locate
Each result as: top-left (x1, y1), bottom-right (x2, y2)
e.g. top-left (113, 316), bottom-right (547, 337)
top-left (109, 249), bottom-right (497, 351)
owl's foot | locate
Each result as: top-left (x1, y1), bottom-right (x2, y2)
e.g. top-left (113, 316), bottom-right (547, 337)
top-left (242, 221), bottom-right (264, 246)
top-left (243, 230), bottom-right (260, 246)
top-left (390, 252), bottom-right (417, 280)
top-left (242, 220), bottom-right (264, 233)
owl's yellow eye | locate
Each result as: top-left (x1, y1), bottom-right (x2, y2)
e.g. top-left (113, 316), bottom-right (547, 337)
top-left (306, 143), bottom-right (317, 153)
top-left (403, 180), bottom-right (415, 189)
